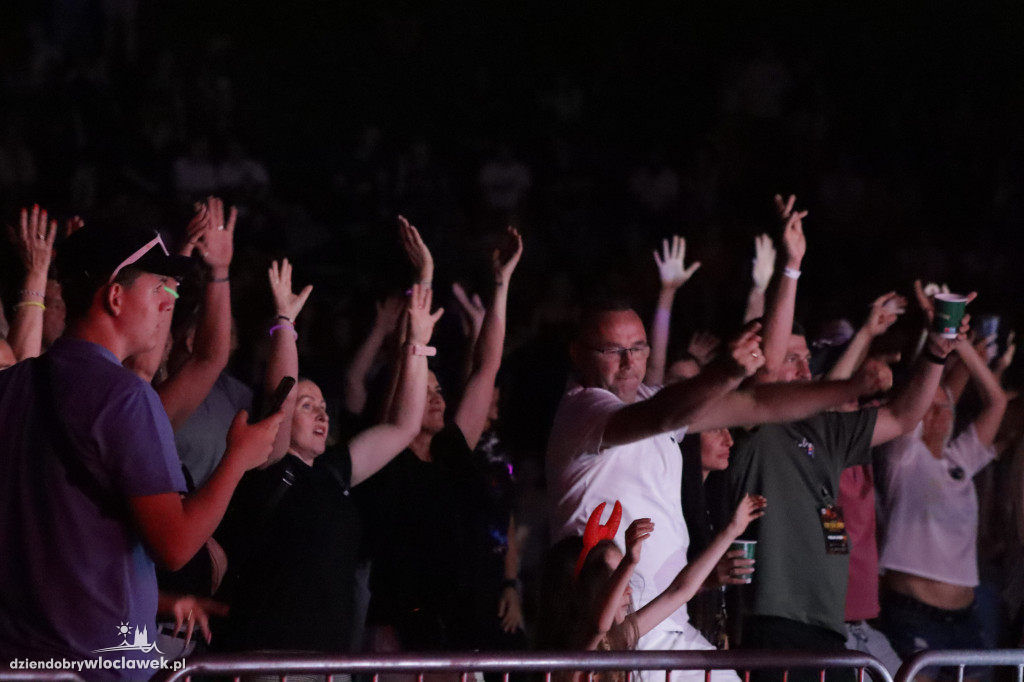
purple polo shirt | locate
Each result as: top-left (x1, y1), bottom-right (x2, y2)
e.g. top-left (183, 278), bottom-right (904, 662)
top-left (0, 338), bottom-right (186, 680)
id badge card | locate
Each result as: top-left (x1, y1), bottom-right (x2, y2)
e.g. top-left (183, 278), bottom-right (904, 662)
top-left (819, 505), bottom-right (850, 555)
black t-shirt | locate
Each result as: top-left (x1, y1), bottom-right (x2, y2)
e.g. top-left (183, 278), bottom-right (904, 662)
top-left (214, 447), bottom-right (361, 653)
top-left (355, 425), bottom-right (496, 647)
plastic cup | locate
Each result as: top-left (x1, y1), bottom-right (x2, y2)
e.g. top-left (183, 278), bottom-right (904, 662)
top-left (729, 540), bottom-right (757, 583)
top-left (932, 293), bottom-right (969, 339)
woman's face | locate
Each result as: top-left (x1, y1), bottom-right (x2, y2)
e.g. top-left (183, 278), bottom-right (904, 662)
top-left (421, 371), bottom-right (446, 434)
top-left (700, 429), bottom-right (734, 472)
top-left (290, 380), bottom-right (329, 461)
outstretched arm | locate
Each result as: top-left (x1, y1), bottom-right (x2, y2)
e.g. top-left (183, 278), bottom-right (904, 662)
top-left (7, 205), bottom-right (57, 360)
top-left (871, 295), bottom-right (972, 446)
top-left (689, 355), bottom-right (894, 432)
top-left (756, 194), bottom-right (807, 383)
top-left (343, 294), bottom-right (404, 416)
top-left (827, 292), bottom-right (906, 380)
top-left (350, 285), bottom-right (442, 485)
top-left (584, 518), bottom-right (652, 650)
top-left (156, 198), bottom-right (235, 429)
top-left (633, 495), bottom-right (766, 638)
top-left (954, 335), bottom-right (1009, 448)
top-left (265, 258), bottom-right (313, 463)
top-left (453, 226), bottom-right (523, 450)
top-left (603, 325), bottom-right (763, 447)
top-left (647, 235), bottom-right (701, 385)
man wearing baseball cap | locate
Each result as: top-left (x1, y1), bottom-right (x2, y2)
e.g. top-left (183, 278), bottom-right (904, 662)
top-left (0, 222), bottom-right (284, 679)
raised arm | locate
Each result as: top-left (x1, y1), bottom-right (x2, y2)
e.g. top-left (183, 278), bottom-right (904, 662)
top-left (7, 205), bottom-right (57, 360)
top-left (755, 194), bottom-right (807, 383)
top-left (954, 334), bottom-right (1009, 448)
top-left (452, 282), bottom-right (486, 384)
top-left (343, 294), bottom-right (404, 416)
top-left (744, 233), bottom-right (776, 323)
top-left (156, 198), bottom-right (235, 429)
top-left (585, 517), bottom-right (652, 649)
top-left (399, 214), bottom-right (434, 286)
top-left (689, 355), bottom-right (894, 432)
top-left (130, 410), bottom-right (284, 570)
top-left (265, 258), bottom-right (313, 463)
top-left (453, 226), bottom-right (523, 450)
top-left (604, 325), bottom-right (763, 447)
top-left (633, 494), bottom-right (766, 638)
top-left (350, 284), bottom-right (442, 485)
top-left (826, 292), bottom-right (906, 380)
top-left (647, 235), bottom-right (701, 385)
top-left (871, 295), bottom-right (972, 446)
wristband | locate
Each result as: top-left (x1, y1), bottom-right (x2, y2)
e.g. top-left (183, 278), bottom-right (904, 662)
top-left (269, 324), bottom-right (298, 340)
top-left (783, 267), bottom-right (801, 280)
top-left (19, 289), bottom-right (45, 299)
top-left (15, 301), bottom-right (45, 311)
top-left (923, 348), bottom-right (947, 365)
top-left (500, 578), bottom-right (519, 591)
top-left (209, 275), bottom-right (230, 283)
top-left (408, 344), bottom-right (437, 357)
top-left (275, 314), bottom-right (292, 323)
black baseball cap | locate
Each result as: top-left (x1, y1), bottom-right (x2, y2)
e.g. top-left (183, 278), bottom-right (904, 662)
top-left (56, 223), bottom-right (193, 287)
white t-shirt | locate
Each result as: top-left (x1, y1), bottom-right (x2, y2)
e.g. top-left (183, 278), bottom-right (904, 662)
top-left (547, 383), bottom-right (691, 630)
top-left (878, 423), bottom-right (995, 587)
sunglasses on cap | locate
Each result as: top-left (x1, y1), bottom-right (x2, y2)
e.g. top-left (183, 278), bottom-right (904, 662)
top-left (107, 233), bottom-right (170, 284)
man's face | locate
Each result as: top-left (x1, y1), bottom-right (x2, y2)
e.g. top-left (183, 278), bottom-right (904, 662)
top-left (572, 309), bottom-right (649, 403)
top-left (778, 334), bottom-right (813, 382)
top-left (118, 273), bottom-right (177, 357)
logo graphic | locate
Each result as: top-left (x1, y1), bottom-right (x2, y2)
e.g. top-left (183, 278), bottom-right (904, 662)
top-left (92, 622), bottom-right (164, 655)
top-left (797, 437), bottom-right (815, 458)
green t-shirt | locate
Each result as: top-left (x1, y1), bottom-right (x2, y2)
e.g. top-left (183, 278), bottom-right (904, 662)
top-left (728, 408), bottom-right (877, 635)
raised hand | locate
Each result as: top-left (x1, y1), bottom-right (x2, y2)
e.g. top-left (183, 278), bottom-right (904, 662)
top-left (774, 194), bottom-right (807, 268)
top-left (624, 517), bottom-right (654, 565)
top-left (373, 294), bottom-right (406, 336)
top-left (200, 197), bottom-right (236, 273)
top-left (653, 235), bottom-right (701, 290)
top-left (399, 215), bottom-right (433, 284)
top-left (492, 225), bottom-right (524, 284)
top-left (727, 493), bottom-right (767, 537)
top-left (997, 332), bottom-right (1017, 373)
top-left (406, 283), bottom-right (444, 346)
top-left (912, 280), bottom-right (953, 324)
top-left (179, 203), bottom-right (209, 257)
top-left (727, 322), bottom-right (765, 377)
top-left (11, 204), bottom-right (57, 276)
top-left (268, 258), bottom-right (313, 322)
top-left (687, 330), bottom-right (721, 367)
top-left (852, 356), bottom-right (896, 396)
top-left (864, 292), bottom-right (907, 337)
top-left (452, 282), bottom-right (486, 337)
top-left (751, 233), bottom-right (776, 293)
top-left (64, 215), bottom-right (85, 238)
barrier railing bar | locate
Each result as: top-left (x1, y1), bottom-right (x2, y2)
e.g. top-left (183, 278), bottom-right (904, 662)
top-left (894, 649), bottom-right (1024, 682)
top-left (147, 650), bottom-right (893, 682)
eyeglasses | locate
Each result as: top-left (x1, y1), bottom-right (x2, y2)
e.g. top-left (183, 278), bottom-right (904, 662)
top-left (586, 344), bottom-right (651, 359)
top-left (108, 233), bottom-right (169, 284)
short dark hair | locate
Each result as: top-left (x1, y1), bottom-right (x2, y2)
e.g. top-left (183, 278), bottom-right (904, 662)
top-left (574, 296), bottom-right (636, 342)
top-left (61, 266), bottom-right (146, 324)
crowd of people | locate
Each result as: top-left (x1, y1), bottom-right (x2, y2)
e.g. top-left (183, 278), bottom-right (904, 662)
top-left (3, 4), bottom-right (1024, 682)
top-left (0, 188), bottom-right (1022, 682)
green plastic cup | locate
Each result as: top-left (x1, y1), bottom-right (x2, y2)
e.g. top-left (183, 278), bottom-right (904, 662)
top-left (933, 293), bottom-right (969, 339)
top-left (729, 540), bottom-right (757, 583)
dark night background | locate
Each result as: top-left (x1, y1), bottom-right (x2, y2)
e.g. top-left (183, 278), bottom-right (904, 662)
top-left (3, 1), bottom-right (1024, 455)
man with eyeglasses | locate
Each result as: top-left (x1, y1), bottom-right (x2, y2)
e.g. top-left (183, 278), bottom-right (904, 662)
top-left (547, 299), bottom-right (892, 681)
top-left (0, 223), bottom-right (284, 679)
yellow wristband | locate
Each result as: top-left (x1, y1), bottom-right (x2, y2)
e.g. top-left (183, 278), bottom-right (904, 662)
top-left (15, 301), bottom-right (46, 311)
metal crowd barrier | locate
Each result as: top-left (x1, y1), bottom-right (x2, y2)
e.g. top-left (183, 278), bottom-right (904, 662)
top-left (893, 649), bottom-right (1024, 682)
top-left (149, 650), bottom-right (894, 682)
